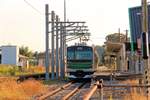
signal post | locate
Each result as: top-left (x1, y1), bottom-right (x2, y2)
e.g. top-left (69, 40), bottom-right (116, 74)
top-left (141, 0), bottom-right (149, 97)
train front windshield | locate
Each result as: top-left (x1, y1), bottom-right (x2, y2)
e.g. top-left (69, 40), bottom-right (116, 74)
top-left (75, 51), bottom-right (92, 60)
top-left (67, 46), bottom-right (93, 61)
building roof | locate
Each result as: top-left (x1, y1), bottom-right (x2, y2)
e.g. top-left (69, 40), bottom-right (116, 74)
top-left (18, 55), bottom-right (29, 59)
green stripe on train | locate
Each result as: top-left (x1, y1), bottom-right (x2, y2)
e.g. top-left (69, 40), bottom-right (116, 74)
top-left (67, 62), bottom-right (92, 69)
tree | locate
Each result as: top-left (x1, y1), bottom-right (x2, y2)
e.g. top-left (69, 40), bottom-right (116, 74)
top-left (19, 46), bottom-right (33, 58)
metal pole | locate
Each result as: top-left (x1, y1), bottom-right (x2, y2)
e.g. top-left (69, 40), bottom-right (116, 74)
top-left (64, 0), bottom-right (67, 77)
top-left (125, 30), bottom-right (128, 71)
top-left (125, 30), bottom-right (128, 42)
top-left (62, 26), bottom-right (65, 78)
top-left (64, 0), bottom-right (66, 23)
top-left (142, 0), bottom-right (148, 32)
top-left (51, 11), bottom-right (55, 80)
top-left (60, 23), bottom-right (64, 79)
top-left (142, 0), bottom-right (149, 97)
top-left (56, 15), bottom-right (59, 79)
top-left (45, 4), bottom-right (50, 80)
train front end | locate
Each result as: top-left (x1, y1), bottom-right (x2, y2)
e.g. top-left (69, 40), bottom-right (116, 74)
top-left (67, 45), bottom-right (95, 79)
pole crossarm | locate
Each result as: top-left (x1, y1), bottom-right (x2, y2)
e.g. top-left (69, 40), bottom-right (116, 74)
top-left (66, 35), bottom-right (83, 42)
top-left (48, 20), bottom-right (90, 38)
top-left (49, 21), bottom-right (85, 28)
top-left (67, 32), bottom-right (90, 36)
top-left (49, 28), bottom-right (89, 34)
top-left (66, 27), bottom-right (88, 32)
top-left (48, 21), bottom-right (86, 27)
top-left (49, 21), bottom-right (85, 23)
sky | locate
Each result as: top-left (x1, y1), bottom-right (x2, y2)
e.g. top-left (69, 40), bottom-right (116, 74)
top-left (0, 0), bottom-right (147, 52)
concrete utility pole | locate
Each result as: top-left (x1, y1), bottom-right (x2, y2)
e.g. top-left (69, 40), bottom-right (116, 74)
top-left (141, 0), bottom-right (149, 96)
top-left (64, 0), bottom-right (66, 23)
top-left (56, 15), bottom-right (59, 79)
top-left (125, 30), bottom-right (128, 42)
top-left (51, 11), bottom-right (55, 80)
top-left (45, 4), bottom-right (50, 80)
top-left (62, 26), bottom-right (65, 79)
top-left (60, 23), bottom-right (64, 79)
top-left (64, 0), bottom-right (67, 77)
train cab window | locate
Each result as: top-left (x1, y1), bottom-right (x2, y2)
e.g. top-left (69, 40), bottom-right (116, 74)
top-left (67, 51), bottom-right (74, 60)
top-left (67, 46), bottom-right (93, 61)
top-left (75, 51), bottom-right (92, 60)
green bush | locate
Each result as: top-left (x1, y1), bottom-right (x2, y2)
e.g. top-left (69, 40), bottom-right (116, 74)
top-left (8, 68), bottom-right (15, 76)
top-left (0, 65), bottom-right (21, 76)
top-left (0, 64), bottom-right (45, 76)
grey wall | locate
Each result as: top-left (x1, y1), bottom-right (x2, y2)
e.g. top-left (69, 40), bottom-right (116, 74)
top-left (1, 45), bottom-right (19, 65)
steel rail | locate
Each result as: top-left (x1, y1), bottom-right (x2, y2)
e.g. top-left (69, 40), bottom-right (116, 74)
top-left (62, 82), bottom-right (86, 100)
top-left (83, 81), bottom-right (99, 100)
top-left (103, 84), bottom-right (150, 88)
top-left (38, 81), bottom-right (74, 100)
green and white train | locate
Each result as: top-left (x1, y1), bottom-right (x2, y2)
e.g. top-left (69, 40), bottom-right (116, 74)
top-left (67, 44), bottom-right (98, 79)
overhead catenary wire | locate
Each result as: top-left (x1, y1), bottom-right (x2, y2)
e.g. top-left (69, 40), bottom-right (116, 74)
top-left (91, 37), bottom-right (106, 39)
top-left (23, 0), bottom-right (43, 15)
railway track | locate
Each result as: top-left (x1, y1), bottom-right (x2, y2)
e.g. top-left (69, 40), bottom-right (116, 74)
top-left (36, 81), bottom-right (92, 100)
top-left (24, 72), bottom-right (145, 100)
top-left (68, 82), bottom-right (91, 100)
top-left (34, 78), bottom-right (150, 100)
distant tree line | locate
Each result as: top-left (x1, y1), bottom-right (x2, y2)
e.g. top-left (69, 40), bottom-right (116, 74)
top-left (19, 46), bottom-right (38, 66)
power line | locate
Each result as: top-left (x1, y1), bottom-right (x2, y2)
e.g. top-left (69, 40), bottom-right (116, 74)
top-left (23, 0), bottom-right (43, 15)
top-left (91, 37), bottom-right (105, 39)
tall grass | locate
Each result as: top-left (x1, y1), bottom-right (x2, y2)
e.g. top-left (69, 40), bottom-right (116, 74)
top-left (123, 79), bottom-right (148, 100)
top-left (124, 90), bottom-right (147, 100)
top-left (0, 77), bottom-right (47, 100)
